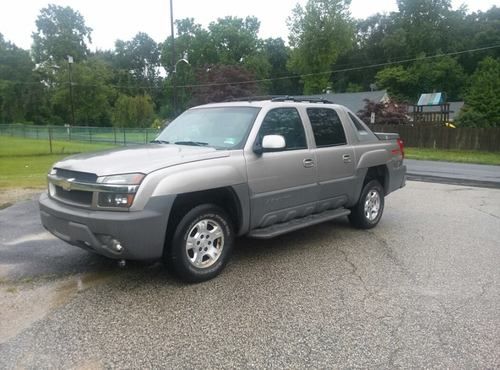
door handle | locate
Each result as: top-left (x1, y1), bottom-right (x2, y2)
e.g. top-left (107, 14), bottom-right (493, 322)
top-left (303, 159), bottom-right (315, 168)
top-left (342, 154), bottom-right (352, 163)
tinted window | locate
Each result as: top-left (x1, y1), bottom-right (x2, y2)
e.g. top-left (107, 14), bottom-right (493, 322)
top-left (258, 108), bottom-right (307, 150)
top-left (307, 108), bottom-right (347, 147)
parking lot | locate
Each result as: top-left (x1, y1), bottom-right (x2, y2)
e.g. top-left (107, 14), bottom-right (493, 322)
top-left (0, 181), bottom-right (499, 368)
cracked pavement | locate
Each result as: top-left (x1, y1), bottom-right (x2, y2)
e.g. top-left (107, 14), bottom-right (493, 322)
top-left (0, 181), bottom-right (499, 368)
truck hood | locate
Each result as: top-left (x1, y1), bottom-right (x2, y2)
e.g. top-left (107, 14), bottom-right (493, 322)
top-left (53, 144), bottom-right (230, 176)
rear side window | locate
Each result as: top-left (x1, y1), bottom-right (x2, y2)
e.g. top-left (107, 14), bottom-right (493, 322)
top-left (306, 108), bottom-right (347, 147)
top-left (348, 112), bottom-right (368, 132)
top-left (258, 108), bottom-right (307, 150)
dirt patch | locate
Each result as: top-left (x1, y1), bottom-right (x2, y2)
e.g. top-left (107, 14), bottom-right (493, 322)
top-left (0, 188), bottom-right (42, 209)
top-left (0, 272), bottom-right (114, 344)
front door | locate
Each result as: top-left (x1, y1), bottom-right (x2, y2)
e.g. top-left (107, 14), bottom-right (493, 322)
top-left (245, 107), bottom-right (318, 229)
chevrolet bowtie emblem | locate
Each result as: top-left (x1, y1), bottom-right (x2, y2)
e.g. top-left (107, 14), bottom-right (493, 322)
top-left (61, 178), bottom-right (75, 191)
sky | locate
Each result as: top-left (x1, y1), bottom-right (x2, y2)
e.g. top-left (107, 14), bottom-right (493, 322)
top-left (0, 0), bottom-right (498, 51)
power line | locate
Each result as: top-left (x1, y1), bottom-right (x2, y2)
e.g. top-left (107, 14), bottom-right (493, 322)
top-left (175, 44), bottom-right (500, 89)
top-left (2, 44), bottom-right (499, 90)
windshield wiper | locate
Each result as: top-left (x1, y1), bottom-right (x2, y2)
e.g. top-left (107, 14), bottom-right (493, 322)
top-left (150, 140), bottom-right (170, 144)
top-left (174, 141), bottom-right (209, 147)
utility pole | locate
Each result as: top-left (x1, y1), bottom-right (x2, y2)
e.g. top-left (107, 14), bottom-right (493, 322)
top-left (170, 0), bottom-right (177, 116)
top-left (67, 55), bottom-right (76, 126)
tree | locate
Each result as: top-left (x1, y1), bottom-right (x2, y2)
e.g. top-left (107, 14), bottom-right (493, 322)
top-left (51, 60), bottom-right (116, 126)
top-left (457, 57), bottom-right (500, 127)
top-left (161, 18), bottom-right (218, 72)
top-left (358, 99), bottom-right (409, 125)
top-left (375, 56), bottom-right (466, 102)
top-left (396, 0), bottom-right (453, 54)
top-left (32, 4), bottom-right (92, 64)
top-left (0, 33), bottom-right (50, 124)
top-left (191, 64), bottom-right (260, 104)
top-left (114, 33), bottom-right (160, 84)
top-left (287, 0), bottom-right (354, 94)
top-left (208, 16), bottom-right (261, 65)
top-left (160, 16), bottom-right (272, 116)
top-left (262, 38), bottom-right (301, 95)
top-left (112, 94), bottom-right (155, 128)
top-left (374, 66), bottom-right (413, 101)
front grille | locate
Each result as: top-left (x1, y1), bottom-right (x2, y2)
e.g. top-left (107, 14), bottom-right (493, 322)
top-left (55, 168), bottom-right (97, 183)
top-left (55, 186), bottom-right (93, 205)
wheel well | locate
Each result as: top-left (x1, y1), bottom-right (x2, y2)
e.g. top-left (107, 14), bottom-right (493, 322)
top-left (164, 187), bottom-right (242, 252)
top-left (364, 165), bottom-right (389, 195)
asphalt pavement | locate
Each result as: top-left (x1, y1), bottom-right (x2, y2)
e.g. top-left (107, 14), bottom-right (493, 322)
top-left (406, 159), bottom-right (500, 188)
top-left (0, 181), bottom-right (499, 368)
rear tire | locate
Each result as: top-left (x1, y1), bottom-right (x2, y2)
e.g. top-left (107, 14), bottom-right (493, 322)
top-left (349, 180), bottom-right (385, 229)
top-left (165, 204), bottom-right (233, 283)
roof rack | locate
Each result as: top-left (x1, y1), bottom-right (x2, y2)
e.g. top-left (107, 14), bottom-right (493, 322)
top-left (226, 95), bottom-right (277, 102)
top-left (226, 95), bottom-right (334, 104)
top-left (271, 96), bottom-right (334, 104)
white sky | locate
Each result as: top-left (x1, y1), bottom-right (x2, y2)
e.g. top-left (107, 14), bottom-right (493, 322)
top-left (0, 0), bottom-right (498, 50)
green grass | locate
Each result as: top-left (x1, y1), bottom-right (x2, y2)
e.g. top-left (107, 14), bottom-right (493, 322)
top-left (0, 137), bottom-right (116, 189)
top-left (405, 147), bottom-right (500, 165)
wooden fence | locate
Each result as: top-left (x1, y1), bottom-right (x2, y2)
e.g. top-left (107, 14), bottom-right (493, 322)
top-left (371, 125), bottom-right (500, 152)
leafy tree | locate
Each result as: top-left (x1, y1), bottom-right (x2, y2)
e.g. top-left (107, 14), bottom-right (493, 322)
top-left (396, 0), bottom-right (453, 52)
top-left (0, 34), bottom-right (50, 124)
top-left (112, 94), bottom-right (155, 128)
top-left (32, 4), bottom-right (92, 64)
top-left (262, 38), bottom-right (301, 95)
top-left (114, 33), bottom-right (160, 84)
top-left (375, 56), bottom-right (466, 102)
top-left (161, 18), bottom-right (218, 72)
top-left (191, 64), bottom-right (260, 104)
top-left (287, 0), bottom-right (354, 94)
top-left (374, 66), bottom-right (413, 101)
top-left (457, 57), bottom-right (500, 127)
top-left (208, 16), bottom-right (261, 64)
top-left (160, 16), bottom-right (271, 116)
top-left (51, 60), bottom-right (116, 126)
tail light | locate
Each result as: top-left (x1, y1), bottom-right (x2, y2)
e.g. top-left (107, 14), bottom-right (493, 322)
top-left (397, 138), bottom-right (405, 159)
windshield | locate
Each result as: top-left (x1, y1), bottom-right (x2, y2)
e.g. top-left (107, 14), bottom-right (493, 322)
top-left (155, 107), bottom-right (261, 150)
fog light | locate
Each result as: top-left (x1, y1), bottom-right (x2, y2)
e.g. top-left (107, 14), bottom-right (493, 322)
top-left (96, 235), bottom-right (124, 253)
top-left (98, 193), bottom-right (135, 208)
top-left (113, 241), bottom-right (123, 252)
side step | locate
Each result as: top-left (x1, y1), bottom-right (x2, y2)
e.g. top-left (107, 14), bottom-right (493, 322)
top-left (247, 208), bottom-right (351, 239)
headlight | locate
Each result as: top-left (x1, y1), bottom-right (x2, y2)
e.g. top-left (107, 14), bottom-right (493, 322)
top-left (96, 173), bottom-right (145, 208)
top-left (97, 173), bottom-right (145, 185)
top-left (98, 193), bottom-right (136, 208)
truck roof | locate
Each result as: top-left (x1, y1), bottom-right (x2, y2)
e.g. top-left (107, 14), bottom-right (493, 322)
top-left (192, 99), bottom-right (347, 110)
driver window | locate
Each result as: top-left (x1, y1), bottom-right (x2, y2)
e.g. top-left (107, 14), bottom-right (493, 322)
top-left (258, 108), bottom-right (307, 150)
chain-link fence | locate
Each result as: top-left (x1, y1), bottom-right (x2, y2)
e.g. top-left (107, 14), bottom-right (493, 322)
top-left (0, 124), bottom-right (161, 152)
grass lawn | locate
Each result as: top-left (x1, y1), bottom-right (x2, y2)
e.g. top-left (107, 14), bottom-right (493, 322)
top-left (405, 148), bottom-right (500, 165)
top-left (0, 137), bottom-right (116, 189)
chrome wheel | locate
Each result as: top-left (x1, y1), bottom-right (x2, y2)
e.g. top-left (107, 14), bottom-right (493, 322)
top-left (186, 219), bottom-right (224, 269)
top-left (364, 190), bottom-right (381, 221)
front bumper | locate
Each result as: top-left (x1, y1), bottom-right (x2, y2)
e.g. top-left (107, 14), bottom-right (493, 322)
top-left (39, 193), bottom-right (175, 260)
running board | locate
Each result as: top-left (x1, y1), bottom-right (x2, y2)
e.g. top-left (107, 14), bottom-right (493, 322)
top-left (247, 208), bottom-right (351, 239)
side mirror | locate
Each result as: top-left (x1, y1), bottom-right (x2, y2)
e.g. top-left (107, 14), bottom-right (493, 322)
top-left (253, 135), bottom-right (286, 155)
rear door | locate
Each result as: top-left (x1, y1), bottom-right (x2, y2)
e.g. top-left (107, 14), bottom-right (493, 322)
top-left (306, 107), bottom-right (356, 210)
top-left (245, 107), bottom-right (318, 228)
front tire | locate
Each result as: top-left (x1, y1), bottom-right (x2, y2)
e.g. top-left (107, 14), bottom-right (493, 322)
top-left (349, 180), bottom-right (385, 229)
top-left (166, 204), bottom-right (234, 283)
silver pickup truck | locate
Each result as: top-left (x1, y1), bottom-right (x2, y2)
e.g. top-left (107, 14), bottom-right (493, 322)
top-left (39, 98), bottom-right (406, 282)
